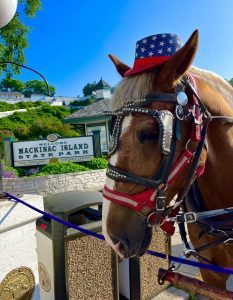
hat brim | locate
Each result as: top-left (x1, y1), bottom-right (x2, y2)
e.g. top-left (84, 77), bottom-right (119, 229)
top-left (124, 56), bottom-right (171, 77)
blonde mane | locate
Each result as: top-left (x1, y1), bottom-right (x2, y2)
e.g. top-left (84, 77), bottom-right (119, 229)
top-left (190, 66), bottom-right (233, 108)
top-left (111, 71), bottom-right (156, 110)
top-left (111, 67), bottom-right (233, 109)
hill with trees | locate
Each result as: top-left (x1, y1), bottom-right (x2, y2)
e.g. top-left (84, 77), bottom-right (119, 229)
top-left (0, 102), bottom-right (79, 157)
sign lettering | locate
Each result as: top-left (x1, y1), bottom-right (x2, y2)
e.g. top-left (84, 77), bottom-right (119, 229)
top-left (13, 136), bottom-right (94, 167)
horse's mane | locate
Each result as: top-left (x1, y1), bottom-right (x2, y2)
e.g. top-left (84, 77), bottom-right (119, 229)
top-left (111, 71), bottom-right (156, 110)
top-left (111, 67), bottom-right (233, 110)
top-left (190, 66), bottom-right (233, 108)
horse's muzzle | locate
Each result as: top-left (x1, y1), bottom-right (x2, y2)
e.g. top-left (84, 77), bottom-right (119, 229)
top-left (109, 225), bottom-right (152, 258)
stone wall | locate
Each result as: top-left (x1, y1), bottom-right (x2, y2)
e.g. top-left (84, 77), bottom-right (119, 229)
top-left (3, 170), bottom-right (106, 196)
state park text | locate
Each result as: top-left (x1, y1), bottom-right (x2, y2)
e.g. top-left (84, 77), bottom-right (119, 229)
top-left (12, 136), bottom-right (94, 166)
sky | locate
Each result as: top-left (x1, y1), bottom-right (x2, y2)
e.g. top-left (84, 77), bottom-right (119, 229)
top-left (14, 0), bottom-right (233, 97)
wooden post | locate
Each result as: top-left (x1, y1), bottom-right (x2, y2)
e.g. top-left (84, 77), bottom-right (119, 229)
top-left (3, 137), bottom-right (14, 167)
top-left (0, 147), bottom-right (4, 198)
top-left (92, 130), bottom-right (101, 157)
top-left (0, 154), bottom-right (3, 197)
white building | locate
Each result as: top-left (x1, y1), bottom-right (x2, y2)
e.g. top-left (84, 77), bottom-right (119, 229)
top-left (94, 78), bottom-right (112, 100)
top-left (0, 91), bottom-right (24, 101)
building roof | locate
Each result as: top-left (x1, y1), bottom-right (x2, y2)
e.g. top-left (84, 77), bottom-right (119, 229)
top-left (95, 78), bottom-right (111, 90)
top-left (63, 99), bottom-right (111, 124)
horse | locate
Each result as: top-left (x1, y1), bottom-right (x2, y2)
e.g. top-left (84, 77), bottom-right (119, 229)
top-left (102, 29), bottom-right (233, 290)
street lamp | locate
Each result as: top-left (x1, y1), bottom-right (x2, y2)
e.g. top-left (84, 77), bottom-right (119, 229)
top-left (0, 0), bottom-right (18, 28)
top-left (0, 0), bottom-right (18, 196)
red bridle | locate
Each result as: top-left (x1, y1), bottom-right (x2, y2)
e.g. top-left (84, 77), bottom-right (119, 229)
top-left (103, 74), bottom-right (205, 235)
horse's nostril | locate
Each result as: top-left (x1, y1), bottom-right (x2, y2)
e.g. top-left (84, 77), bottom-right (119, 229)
top-left (118, 240), bottom-right (131, 257)
top-left (110, 235), bottom-right (119, 245)
top-left (109, 234), bottom-right (131, 257)
top-left (119, 241), bottom-right (125, 252)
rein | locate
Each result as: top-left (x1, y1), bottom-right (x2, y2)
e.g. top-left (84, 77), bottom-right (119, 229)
top-left (104, 73), bottom-right (233, 239)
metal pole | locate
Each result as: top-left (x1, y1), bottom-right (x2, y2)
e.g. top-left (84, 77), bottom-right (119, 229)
top-left (0, 61), bottom-right (51, 96)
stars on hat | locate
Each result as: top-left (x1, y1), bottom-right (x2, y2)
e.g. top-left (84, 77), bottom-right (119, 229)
top-left (135, 33), bottom-right (183, 60)
top-left (177, 39), bottom-right (183, 46)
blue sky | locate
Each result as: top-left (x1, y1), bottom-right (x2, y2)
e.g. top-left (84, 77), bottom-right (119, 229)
top-left (16, 0), bottom-right (233, 96)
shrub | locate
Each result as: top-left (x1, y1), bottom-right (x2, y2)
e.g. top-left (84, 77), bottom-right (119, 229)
top-left (16, 167), bottom-right (42, 177)
top-left (37, 162), bottom-right (89, 175)
top-left (1, 164), bottom-right (18, 178)
top-left (85, 158), bottom-right (108, 170)
top-left (25, 167), bottom-right (41, 176)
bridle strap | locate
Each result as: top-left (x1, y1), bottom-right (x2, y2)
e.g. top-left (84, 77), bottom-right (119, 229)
top-left (212, 115), bottom-right (233, 124)
top-left (164, 116), bottom-right (211, 218)
top-left (162, 77), bottom-right (212, 217)
top-left (107, 163), bottom-right (162, 188)
top-left (144, 93), bottom-right (177, 102)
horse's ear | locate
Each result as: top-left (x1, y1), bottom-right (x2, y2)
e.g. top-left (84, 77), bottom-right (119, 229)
top-left (108, 54), bottom-right (130, 77)
top-left (158, 30), bottom-right (199, 86)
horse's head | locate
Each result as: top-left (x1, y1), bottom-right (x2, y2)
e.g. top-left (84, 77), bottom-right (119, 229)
top-left (103, 30), bottom-right (206, 258)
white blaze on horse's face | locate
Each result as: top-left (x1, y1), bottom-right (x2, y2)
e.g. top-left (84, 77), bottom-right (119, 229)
top-left (102, 115), bottom-right (133, 257)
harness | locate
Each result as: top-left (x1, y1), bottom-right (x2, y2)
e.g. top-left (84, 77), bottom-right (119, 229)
top-left (103, 73), bottom-right (233, 252)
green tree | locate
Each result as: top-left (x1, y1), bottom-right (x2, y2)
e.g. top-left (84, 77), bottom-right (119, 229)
top-left (0, 78), bottom-right (25, 92)
top-left (23, 80), bottom-right (56, 97)
top-left (70, 98), bottom-right (95, 107)
top-left (228, 78), bottom-right (233, 87)
top-left (0, 0), bottom-right (42, 76)
top-left (82, 81), bottom-right (97, 96)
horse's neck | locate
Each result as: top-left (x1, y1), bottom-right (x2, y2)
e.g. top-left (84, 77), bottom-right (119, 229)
top-left (196, 76), bottom-right (233, 209)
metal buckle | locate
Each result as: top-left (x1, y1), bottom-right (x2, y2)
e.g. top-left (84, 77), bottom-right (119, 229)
top-left (176, 212), bottom-right (197, 223)
top-left (224, 238), bottom-right (233, 245)
top-left (146, 212), bottom-right (157, 228)
top-left (183, 249), bottom-right (198, 258)
top-left (156, 196), bottom-right (165, 211)
top-left (184, 212), bottom-right (197, 223)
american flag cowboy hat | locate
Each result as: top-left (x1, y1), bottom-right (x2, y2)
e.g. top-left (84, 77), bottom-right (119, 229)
top-left (122, 33), bottom-right (183, 77)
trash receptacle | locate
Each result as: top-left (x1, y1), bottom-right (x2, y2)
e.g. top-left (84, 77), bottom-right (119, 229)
top-left (36, 191), bottom-right (119, 300)
top-left (118, 230), bottom-right (170, 300)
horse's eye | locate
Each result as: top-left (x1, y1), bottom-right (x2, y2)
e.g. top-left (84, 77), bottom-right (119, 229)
top-left (138, 131), bottom-right (159, 143)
